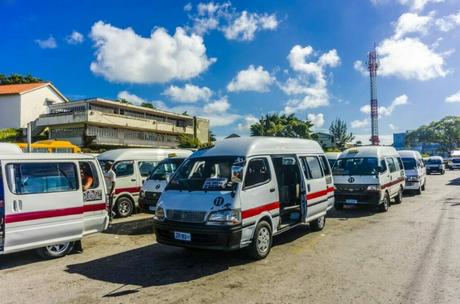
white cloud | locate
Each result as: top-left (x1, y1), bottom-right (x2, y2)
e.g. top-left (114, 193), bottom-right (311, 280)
top-left (351, 119), bottom-right (370, 129)
top-left (184, 2), bottom-right (192, 11)
top-left (389, 123), bottom-right (398, 130)
top-left (35, 35), bottom-right (57, 49)
top-left (445, 90), bottom-right (460, 103)
top-left (117, 91), bottom-right (150, 106)
top-left (227, 65), bottom-right (274, 92)
top-left (203, 96), bottom-right (230, 113)
top-left (398, 0), bottom-right (443, 12)
top-left (360, 94), bottom-right (409, 116)
top-left (307, 113), bottom-right (325, 129)
top-left (162, 84), bottom-right (212, 103)
top-left (353, 60), bottom-right (367, 75)
top-left (393, 12), bottom-right (433, 39)
top-left (189, 2), bottom-right (278, 41)
top-left (377, 37), bottom-right (448, 81)
top-left (237, 115), bottom-right (259, 132)
top-left (435, 10), bottom-right (460, 32)
top-left (89, 21), bottom-right (216, 84)
top-left (66, 31), bottom-right (84, 44)
top-left (281, 45), bottom-right (340, 113)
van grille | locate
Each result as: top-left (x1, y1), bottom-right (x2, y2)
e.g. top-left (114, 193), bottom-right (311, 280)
top-left (335, 184), bottom-right (368, 192)
top-left (166, 210), bottom-right (207, 223)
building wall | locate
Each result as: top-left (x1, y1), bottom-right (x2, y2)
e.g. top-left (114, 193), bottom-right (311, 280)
top-left (195, 117), bottom-right (210, 144)
top-left (20, 87), bottom-right (65, 128)
top-left (0, 95), bottom-right (21, 129)
top-left (393, 133), bottom-right (406, 149)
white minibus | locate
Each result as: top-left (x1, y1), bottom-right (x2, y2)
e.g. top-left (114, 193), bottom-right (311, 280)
top-left (97, 148), bottom-right (191, 217)
top-left (398, 150), bottom-right (426, 194)
top-left (426, 156), bottom-right (445, 175)
top-left (153, 137), bottom-right (334, 259)
top-left (333, 146), bottom-right (405, 212)
top-left (0, 143), bottom-right (23, 154)
top-left (139, 152), bottom-right (192, 213)
top-left (0, 153), bottom-right (109, 258)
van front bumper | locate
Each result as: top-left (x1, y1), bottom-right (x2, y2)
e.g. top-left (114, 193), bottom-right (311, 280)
top-left (153, 220), bottom-right (242, 251)
top-left (335, 191), bottom-right (382, 205)
top-left (404, 180), bottom-right (421, 190)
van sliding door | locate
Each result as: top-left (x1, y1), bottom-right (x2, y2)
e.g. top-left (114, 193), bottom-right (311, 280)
top-left (0, 162), bottom-right (4, 253)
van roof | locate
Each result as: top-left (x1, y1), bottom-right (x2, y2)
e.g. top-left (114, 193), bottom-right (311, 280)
top-left (0, 143), bottom-right (23, 154)
top-left (428, 156), bottom-right (443, 160)
top-left (398, 150), bottom-right (422, 158)
top-left (191, 137), bottom-right (324, 158)
top-left (339, 146), bottom-right (399, 159)
top-left (325, 152), bottom-right (341, 159)
top-left (97, 148), bottom-right (192, 161)
top-left (0, 153), bottom-right (95, 160)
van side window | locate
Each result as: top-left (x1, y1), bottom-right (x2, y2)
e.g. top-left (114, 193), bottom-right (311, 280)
top-left (7, 163), bottom-right (78, 194)
top-left (386, 158), bottom-right (397, 173)
top-left (380, 159), bottom-right (387, 172)
top-left (303, 156), bottom-right (324, 180)
top-left (114, 161), bottom-right (134, 177)
top-left (396, 157), bottom-right (403, 170)
top-left (79, 161), bottom-right (99, 189)
top-left (319, 155), bottom-right (331, 176)
top-left (244, 158), bottom-right (271, 188)
top-left (138, 161), bottom-right (157, 177)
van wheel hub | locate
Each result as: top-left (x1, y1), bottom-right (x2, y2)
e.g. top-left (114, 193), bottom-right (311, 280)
top-left (45, 242), bottom-right (71, 255)
top-left (257, 227), bottom-right (270, 253)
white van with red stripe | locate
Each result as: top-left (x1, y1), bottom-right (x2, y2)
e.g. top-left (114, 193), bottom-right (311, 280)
top-left (333, 146), bottom-right (405, 212)
top-left (153, 137), bottom-right (334, 259)
top-left (97, 149), bottom-right (192, 218)
top-left (0, 154), bottom-right (109, 258)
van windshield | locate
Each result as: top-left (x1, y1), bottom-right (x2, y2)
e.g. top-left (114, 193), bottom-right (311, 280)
top-left (453, 158), bottom-right (460, 164)
top-left (166, 156), bottom-right (241, 191)
top-left (333, 157), bottom-right (379, 176)
top-left (426, 158), bottom-right (441, 165)
top-left (149, 158), bottom-right (184, 181)
top-left (402, 158), bottom-right (416, 170)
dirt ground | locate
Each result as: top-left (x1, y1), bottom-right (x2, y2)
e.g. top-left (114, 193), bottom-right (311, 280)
top-left (1, 171), bottom-right (460, 304)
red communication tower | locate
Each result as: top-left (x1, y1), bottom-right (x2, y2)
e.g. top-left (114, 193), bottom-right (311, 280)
top-left (368, 45), bottom-right (380, 146)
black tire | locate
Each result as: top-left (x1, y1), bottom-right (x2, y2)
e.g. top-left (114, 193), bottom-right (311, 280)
top-left (334, 203), bottom-right (344, 210)
top-left (115, 196), bottom-right (134, 218)
top-left (421, 179), bottom-right (426, 191)
top-left (36, 241), bottom-right (75, 259)
top-left (441, 170), bottom-right (445, 175)
top-left (310, 215), bottom-right (326, 232)
top-left (247, 220), bottom-right (272, 260)
top-left (394, 188), bottom-right (403, 204)
top-left (378, 193), bottom-right (390, 212)
top-left (416, 185), bottom-right (422, 195)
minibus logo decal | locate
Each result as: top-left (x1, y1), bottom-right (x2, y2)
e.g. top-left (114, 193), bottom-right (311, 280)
top-left (155, 184), bottom-right (161, 190)
top-left (213, 197), bottom-right (224, 206)
top-left (348, 177), bottom-right (355, 183)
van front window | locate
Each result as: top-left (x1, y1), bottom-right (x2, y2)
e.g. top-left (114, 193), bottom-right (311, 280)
top-left (166, 156), bottom-right (241, 191)
top-left (333, 157), bottom-right (379, 176)
top-left (402, 158), bottom-right (417, 170)
top-left (149, 159), bottom-right (183, 181)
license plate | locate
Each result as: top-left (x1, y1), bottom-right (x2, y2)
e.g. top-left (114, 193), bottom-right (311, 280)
top-left (174, 231), bottom-right (191, 241)
top-left (346, 199), bottom-right (358, 204)
top-left (148, 206), bottom-right (156, 212)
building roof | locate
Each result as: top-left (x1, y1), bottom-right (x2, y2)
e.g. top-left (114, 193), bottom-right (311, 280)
top-left (0, 82), bottom-right (68, 101)
top-left (191, 136), bottom-right (324, 158)
top-left (97, 148), bottom-right (193, 161)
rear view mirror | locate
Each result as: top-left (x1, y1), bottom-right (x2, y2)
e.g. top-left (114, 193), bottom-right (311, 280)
top-left (231, 164), bottom-right (244, 184)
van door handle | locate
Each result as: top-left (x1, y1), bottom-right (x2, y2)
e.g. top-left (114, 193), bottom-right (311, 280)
top-left (270, 188), bottom-right (275, 192)
top-left (131, 179), bottom-right (136, 182)
top-left (13, 200), bottom-right (18, 212)
top-left (18, 200), bottom-right (23, 211)
top-left (307, 184), bottom-right (311, 192)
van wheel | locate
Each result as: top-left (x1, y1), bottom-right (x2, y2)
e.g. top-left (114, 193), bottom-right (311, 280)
top-left (310, 215), bottom-right (326, 232)
top-left (334, 203), bottom-right (343, 210)
top-left (421, 180), bottom-right (426, 191)
top-left (116, 197), bottom-right (134, 218)
top-left (378, 193), bottom-right (390, 212)
top-left (247, 221), bottom-right (272, 260)
top-left (394, 188), bottom-right (403, 204)
top-left (36, 241), bottom-right (74, 259)
top-left (416, 185), bottom-right (422, 195)
top-left (441, 170), bottom-right (445, 175)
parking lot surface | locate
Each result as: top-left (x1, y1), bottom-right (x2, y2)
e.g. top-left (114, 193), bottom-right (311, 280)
top-left (1, 171), bottom-right (460, 304)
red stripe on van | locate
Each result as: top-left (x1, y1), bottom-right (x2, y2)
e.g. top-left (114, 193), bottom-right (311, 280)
top-left (4, 203), bottom-right (106, 224)
top-left (114, 186), bottom-right (141, 195)
top-left (306, 186), bottom-right (335, 200)
top-left (381, 177), bottom-right (405, 189)
top-left (242, 201), bottom-right (280, 219)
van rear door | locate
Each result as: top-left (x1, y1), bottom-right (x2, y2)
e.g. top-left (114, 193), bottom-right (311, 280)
top-left (3, 161), bottom-right (84, 254)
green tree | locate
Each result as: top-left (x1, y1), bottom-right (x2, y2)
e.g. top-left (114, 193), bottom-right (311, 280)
top-left (116, 98), bottom-right (132, 105)
top-left (0, 73), bottom-right (43, 84)
top-left (141, 102), bottom-right (154, 109)
top-left (250, 113), bottom-right (314, 139)
top-left (406, 116), bottom-right (460, 154)
top-left (0, 128), bottom-right (23, 142)
top-left (208, 130), bottom-right (216, 142)
top-left (178, 134), bottom-right (201, 148)
top-left (329, 118), bottom-right (354, 149)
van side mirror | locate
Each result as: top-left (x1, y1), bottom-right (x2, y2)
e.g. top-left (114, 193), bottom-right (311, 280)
top-left (231, 164), bottom-right (244, 184)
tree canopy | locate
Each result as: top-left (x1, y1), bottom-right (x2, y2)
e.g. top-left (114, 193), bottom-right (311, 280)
top-left (329, 118), bottom-right (354, 149)
top-left (406, 116), bottom-right (460, 154)
top-left (250, 113), bottom-right (314, 139)
top-left (0, 74), bottom-right (43, 85)
top-left (178, 134), bottom-right (201, 148)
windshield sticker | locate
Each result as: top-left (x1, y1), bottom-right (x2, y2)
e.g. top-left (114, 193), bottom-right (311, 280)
top-left (203, 178), bottom-right (228, 190)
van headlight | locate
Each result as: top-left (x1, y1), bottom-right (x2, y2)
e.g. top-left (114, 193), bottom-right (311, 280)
top-left (207, 209), bottom-right (241, 225)
top-left (406, 176), bottom-right (419, 182)
top-left (154, 206), bottom-right (165, 221)
top-left (139, 190), bottom-right (145, 198)
top-left (367, 185), bottom-right (380, 191)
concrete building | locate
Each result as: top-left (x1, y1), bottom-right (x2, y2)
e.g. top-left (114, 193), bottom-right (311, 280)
top-left (314, 132), bottom-right (335, 149)
top-left (0, 82), bottom-right (67, 129)
top-left (32, 98), bottom-right (209, 149)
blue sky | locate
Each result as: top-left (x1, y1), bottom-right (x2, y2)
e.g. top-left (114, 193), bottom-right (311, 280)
top-left (1, 0), bottom-right (460, 143)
